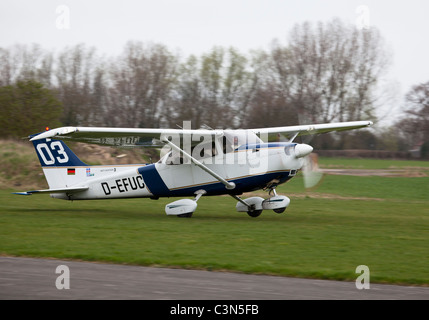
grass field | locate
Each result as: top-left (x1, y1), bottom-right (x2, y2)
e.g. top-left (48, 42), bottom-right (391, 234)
top-left (1, 157), bottom-right (428, 286)
top-left (318, 156), bottom-right (429, 170)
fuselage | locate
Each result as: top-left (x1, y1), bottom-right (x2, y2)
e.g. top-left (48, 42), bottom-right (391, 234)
top-left (53, 142), bottom-right (304, 200)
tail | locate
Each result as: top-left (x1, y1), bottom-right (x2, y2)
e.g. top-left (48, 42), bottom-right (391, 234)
top-left (31, 136), bottom-right (88, 189)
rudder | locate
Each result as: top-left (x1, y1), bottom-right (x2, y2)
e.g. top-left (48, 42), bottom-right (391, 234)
top-left (30, 136), bottom-right (88, 189)
top-left (31, 137), bottom-right (87, 167)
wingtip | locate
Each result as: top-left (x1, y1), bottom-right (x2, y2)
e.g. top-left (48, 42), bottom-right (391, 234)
top-left (29, 126), bottom-right (78, 141)
top-left (29, 130), bottom-right (53, 141)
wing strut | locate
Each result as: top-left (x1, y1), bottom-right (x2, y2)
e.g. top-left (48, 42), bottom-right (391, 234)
top-left (162, 138), bottom-right (236, 190)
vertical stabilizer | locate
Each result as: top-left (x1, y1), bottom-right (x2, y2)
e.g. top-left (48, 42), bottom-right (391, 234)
top-left (30, 136), bottom-right (88, 189)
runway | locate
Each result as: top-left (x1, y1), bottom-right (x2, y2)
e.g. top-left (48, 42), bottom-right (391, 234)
top-left (0, 256), bottom-right (428, 300)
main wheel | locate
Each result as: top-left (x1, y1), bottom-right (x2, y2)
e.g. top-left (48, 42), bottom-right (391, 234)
top-left (247, 210), bottom-right (262, 218)
top-left (177, 212), bottom-right (193, 218)
top-left (273, 207), bottom-right (286, 214)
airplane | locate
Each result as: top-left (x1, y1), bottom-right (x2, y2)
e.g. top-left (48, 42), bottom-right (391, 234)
top-left (15, 120), bottom-right (373, 218)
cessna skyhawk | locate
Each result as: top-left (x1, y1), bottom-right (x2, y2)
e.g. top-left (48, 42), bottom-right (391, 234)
top-left (16, 121), bottom-right (372, 218)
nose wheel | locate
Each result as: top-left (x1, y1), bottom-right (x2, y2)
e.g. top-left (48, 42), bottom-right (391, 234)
top-left (273, 207), bottom-right (286, 214)
top-left (247, 205), bottom-right (262, 218)
top-left (268, 188), bottom-right (286, 214)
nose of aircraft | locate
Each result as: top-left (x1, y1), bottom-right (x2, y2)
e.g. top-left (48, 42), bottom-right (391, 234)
top-left (294, 144), bottom-right (313, 158)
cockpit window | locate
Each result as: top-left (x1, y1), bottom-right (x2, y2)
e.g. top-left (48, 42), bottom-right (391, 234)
top-left (191, 140), bottom-right (217, 160)
top-left (159, 140), bottom-right (218, 165)
top-left (166, 150), bottom-right (184, 165)
top-left (223, 130), bottom-right (262, 151)
top-left (158, 130), bottom-right (264, 165)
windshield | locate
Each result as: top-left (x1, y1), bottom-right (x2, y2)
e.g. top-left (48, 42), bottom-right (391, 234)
top-left (158, 130), bottom-right (263, 165)
top-left (224, 130), bottom-right (263, 151)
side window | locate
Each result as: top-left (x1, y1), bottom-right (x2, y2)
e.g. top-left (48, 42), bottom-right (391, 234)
top-left (166, 150), bottom-right (184, 165)
top-left (222, 136), bottom-right (234, 154)
top-left (191, 141), bottom-right (217, 161)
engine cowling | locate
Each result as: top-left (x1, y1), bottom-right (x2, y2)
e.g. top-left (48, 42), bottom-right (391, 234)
top-left (294, 144), bottom-right (313, 158)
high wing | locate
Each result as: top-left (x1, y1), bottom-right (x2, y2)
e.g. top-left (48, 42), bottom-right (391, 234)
top-left (30, 126), bottom-right (224, 147)
top-left (29, 121), bottom-right (373, 147)
top-left (251, 121), bottom-right (373, 141)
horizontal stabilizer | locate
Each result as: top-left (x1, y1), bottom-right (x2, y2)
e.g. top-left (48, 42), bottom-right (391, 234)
top-left (13, 186), bottom-right (88, 196)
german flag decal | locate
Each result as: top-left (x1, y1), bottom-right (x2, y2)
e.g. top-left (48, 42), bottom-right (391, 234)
top-left (67, 168), bottom-right (75, 175)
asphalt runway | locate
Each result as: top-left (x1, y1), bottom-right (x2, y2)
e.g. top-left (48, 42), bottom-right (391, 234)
top-left (0, 256), bottom-right (428, 300)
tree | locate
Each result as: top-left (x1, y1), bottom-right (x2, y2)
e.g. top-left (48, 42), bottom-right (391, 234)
top-left (166, 54), bottom-right (204, 128)
top-left (0, 80), bottom-right (62, 138)
top-left (169, 47), bottom-right (257, 129)
top-left (107, 41), bottom-right (178, 128)
top-left (249, 19), bottom-right (390, 128)
top-left (396, 81), bottom-right (429, 158)
top-left (0, 44), bottom-right (54, 87)
top-left (55, 44), bottom-right (99, 126)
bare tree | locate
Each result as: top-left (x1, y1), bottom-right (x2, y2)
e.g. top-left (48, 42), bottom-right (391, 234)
top-left (0, 20), bottom-right (391, 140)
top-left (107, 41), bottom-right (177, 128)
top-left (55, 44), bottom-right (100, 125)
top-left (397, 81), bottom-right (429, 148)
top-left (253, 19), bottom-right (390, 128)
top-left (166, 54), bottom-right (204, 128)
top-left (0, 44), bottom-right (54, 87)
top-left (169, 47), bottom-right (257, 129)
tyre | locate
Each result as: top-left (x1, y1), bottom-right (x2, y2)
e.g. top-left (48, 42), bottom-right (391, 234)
top-left (177, 212), bottom-right (193, 218)
top-left (273, 207), bottom-right (286, 214)
top-left (247, 210), bottom-right (262, 218)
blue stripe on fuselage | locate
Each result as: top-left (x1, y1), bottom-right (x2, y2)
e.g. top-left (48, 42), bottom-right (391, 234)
top-left (138, 164), bottom-right (170, 196)
top-left (234, 142), bottom-right (296, 151)
top-left (168, 171), bottom-right (292, 197)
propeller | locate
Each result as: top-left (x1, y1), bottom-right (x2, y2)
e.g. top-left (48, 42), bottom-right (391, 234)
top-left (268, 114), bottom-right (325, 190)
top-left (295, 112), bottom-right (324, 190)
top-left (301, 152), bottom-right (324, 189)
top-left (292, 142), bottom-right (324, 190)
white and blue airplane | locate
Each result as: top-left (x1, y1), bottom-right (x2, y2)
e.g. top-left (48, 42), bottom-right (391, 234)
top-left (16, 121), bottom-right (372, 217)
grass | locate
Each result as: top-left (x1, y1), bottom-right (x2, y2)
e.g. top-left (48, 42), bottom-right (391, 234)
top-left (280, 175), bottom-right (429, 201)
top-left (1, 171), bottom-right (428, 285)
top-left (318, 156), bottom-right (429, 170)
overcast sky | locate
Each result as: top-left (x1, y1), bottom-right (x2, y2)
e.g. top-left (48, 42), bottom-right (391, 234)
top-left (1, 0), bottom-right (428, 124)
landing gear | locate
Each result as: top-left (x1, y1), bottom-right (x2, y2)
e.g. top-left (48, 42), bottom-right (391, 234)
top-left (247, 209), bottom-right (262, 218)
top-left (234, 196), bottom-right (264, 217)
top-left (233, 187), bottom-right (290, 218)
top-left (265, 188), bottom-right (289, 214)
top-left (273, 207), bottom-right (286, 214)
top-left (165, 189), bottom-right (206, 218)
top-left (178, 212), bottom-right (193, 218)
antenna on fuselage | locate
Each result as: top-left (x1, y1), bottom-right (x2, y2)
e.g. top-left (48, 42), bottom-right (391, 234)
top-left (200, 124), bottom-right (214, 130)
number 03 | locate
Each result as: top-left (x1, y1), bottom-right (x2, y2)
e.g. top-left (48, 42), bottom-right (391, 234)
top-left (36, 142), bottom-right (69, 165)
